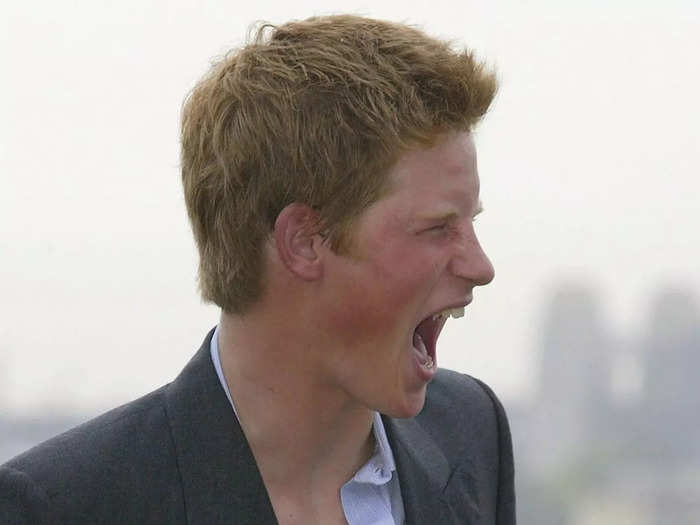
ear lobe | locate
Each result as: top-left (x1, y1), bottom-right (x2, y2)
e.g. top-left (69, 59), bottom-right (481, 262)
top-left (273, 203), bottom-right (324, 281)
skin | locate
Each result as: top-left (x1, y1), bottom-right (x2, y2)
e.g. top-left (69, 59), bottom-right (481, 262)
top-left (218, 131), bottom-right (494, 524)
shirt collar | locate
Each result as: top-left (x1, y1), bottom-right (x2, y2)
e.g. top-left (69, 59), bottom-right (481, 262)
top-left (210, 325), bottom-right (236, 412)
top-left (349, 411), bottom-right (397, 485)
top-left (210, 325), bottom-right (398, 486)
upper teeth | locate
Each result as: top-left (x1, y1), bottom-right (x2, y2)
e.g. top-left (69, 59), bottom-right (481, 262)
top-left (432, 306), bottom-right (465, 320)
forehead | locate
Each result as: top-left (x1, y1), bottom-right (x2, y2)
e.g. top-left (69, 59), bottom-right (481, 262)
top-left (381, 131), bottom-right (479, 215)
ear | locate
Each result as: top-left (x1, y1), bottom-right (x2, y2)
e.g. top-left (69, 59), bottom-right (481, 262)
top-left (273, 203), bottom-right (325, 281)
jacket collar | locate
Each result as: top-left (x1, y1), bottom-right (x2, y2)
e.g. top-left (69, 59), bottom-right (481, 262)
top-left (164, 328), bottom-right (277, 525)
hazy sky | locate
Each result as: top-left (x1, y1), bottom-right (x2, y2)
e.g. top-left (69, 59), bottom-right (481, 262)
top-left (2, 1), bottom-right (698, 414)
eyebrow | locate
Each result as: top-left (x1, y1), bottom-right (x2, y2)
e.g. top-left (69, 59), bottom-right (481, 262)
top-left (417, 200), bottom-right (484, 223)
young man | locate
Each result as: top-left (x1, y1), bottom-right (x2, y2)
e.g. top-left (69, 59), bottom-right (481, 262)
top-left (0, 15), bottom-right (515, 524)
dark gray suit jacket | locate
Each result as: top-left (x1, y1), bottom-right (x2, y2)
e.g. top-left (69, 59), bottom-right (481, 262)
top-left (0, 329), bottom-right (515, 524)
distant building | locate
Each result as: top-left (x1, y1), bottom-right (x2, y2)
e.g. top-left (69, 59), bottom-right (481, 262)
top-left (512, 282), bottom-right (700, 524)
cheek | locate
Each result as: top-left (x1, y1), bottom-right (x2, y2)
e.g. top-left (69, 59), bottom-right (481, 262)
top-left (325, 225), bottom-right (444, 344)
top-left (325, 279), bottom-right (398, 342)
top-left (332, 256), bottom-right (437, 340)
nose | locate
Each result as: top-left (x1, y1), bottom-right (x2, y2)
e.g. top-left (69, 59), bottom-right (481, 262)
top-left (449, 229), bottom-right (495, 286)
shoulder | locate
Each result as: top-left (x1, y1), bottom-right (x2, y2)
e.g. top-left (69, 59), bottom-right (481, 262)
top-left (4, 386), bottom-right (173, 481)
top-left (0, 386), bottom-right (185, 524)
top-left (0, 466), bottom-right (58, 525)
top-left (421, 368), bottom-right (510, 434)
top-left (420, 369), bottom-right (516, 523)
top-left (419, 370), bottom-right (513, 475)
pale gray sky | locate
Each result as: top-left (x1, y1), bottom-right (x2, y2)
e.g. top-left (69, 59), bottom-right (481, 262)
top-left (2, 1), bottom-right (698, 414)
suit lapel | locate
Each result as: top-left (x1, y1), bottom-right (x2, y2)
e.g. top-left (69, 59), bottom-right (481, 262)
top-left (164, 329), bottom-right (278, 525)
top-left (383, 414), bottom-right (476, 525)
top-left (383, 415), bottom-right (450, 524)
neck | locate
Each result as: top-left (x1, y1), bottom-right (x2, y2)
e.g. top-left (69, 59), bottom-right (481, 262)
top-left (217, 310), bottom-right (376, 490)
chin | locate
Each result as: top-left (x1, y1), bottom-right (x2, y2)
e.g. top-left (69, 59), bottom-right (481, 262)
top-left (380, 388), bottom-right (428, 419)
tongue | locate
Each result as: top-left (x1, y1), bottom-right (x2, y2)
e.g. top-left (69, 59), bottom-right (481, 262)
top-left (413, 331), bottom-right (430, 365)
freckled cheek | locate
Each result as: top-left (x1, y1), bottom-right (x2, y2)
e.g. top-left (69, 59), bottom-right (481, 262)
top-left (324, 285), bottom-right (414, 352)
top-left (333, 276), bottom-right (432, 347)
top-left (370, 251), bottom-right (432, 306)
top-left (325, 282), bottom-right (396, 343)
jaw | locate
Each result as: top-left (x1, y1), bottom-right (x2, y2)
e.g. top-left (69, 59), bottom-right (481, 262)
top-left (385, 385), bottom-right (429, 418)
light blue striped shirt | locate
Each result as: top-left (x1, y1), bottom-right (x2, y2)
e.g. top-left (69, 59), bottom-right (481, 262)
top-left (210, 326), bottom-right (405, 524)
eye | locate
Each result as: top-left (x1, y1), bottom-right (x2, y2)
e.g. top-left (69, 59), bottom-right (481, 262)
top-left (426, 223), bottom-right (448, 232)
top-left (422, 222), bottom-right (456, 238)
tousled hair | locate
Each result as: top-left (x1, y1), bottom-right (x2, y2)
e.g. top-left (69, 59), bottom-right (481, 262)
top-left (181, 14), bottom-right (497, 313)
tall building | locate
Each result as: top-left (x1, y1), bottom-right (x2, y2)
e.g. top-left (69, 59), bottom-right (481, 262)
top-left (639, 287), bottom-right (700, 464)
top-left (533, 284), bottom-right (615, 467)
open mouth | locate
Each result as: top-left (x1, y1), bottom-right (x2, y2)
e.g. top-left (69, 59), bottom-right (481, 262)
top-left (412, 306), bottom-right (465, 371)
